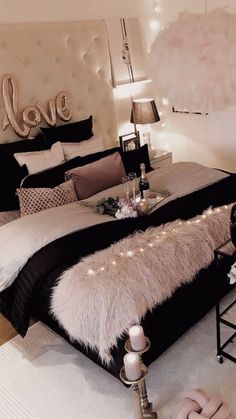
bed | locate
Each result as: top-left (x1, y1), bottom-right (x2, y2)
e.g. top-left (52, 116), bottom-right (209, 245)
top-left (0, 160), bottom-right (235, 380)
top-left (0, 20), bottom-right (235, 383)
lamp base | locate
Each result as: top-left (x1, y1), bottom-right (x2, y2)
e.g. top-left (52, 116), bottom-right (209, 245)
top-left (143, 412), bottom-right (157, 419)
top-left (140, 130), bottom-right (156, 159)
top-left (141, 131), bottom-right (151, 147)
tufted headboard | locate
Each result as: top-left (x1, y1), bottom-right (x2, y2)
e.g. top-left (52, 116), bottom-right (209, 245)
top-left (0, 20), bottom-right (117, 148)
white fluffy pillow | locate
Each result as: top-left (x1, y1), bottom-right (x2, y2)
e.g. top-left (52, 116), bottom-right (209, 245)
top-left (61, 136), bottom-right (104, 161)
top-left (14, 142), bottom-right (65, 175)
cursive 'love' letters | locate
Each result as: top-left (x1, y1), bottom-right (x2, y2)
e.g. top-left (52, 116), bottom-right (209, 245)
top-left (2, 74), bottom-right (72, 137)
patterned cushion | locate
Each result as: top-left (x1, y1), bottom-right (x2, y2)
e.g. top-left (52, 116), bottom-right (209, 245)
top-left (17, 180), bottom-right (78, 217)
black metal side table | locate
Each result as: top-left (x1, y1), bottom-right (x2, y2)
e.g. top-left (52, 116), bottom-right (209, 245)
top-left (214, 239), bottom-right (236, 364)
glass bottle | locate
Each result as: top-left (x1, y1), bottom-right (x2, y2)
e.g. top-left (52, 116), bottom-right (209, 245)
top-left (139, 163), bottom-right (150, 199)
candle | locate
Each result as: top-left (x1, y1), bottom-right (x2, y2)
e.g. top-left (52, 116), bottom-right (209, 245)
top-left (129, 325), bottom-right (146, 351)
top-left (123, 353), bottom-right (142, 381)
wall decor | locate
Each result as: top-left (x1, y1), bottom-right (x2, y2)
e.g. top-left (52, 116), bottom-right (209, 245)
top-left (149, 9), bottom-right (236, 113)
top-left (2, 74), bottom-right (72, 138)
top-left (106, 17), bottom-right (148, 87)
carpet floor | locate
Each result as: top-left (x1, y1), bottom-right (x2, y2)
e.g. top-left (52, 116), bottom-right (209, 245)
top-left (0, 291), bottom-right (235, 419)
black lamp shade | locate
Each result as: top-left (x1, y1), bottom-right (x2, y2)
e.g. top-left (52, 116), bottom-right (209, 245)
top-left (130, 99), bottom-right (160, 124)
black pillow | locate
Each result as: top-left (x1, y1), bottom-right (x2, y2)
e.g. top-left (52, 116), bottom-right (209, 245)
top-left (0, 133), bottom-right (46, 156)
top-left (1, 163), bottom-right (28, 211)
top-left (120, 144), bottom-right (153, 177)
top-left (0, 134), bottom-right (46, 211)
top-left (21, 147), bottom-right (120, 189)
top-left (41, 116), bottom-right (94, 148)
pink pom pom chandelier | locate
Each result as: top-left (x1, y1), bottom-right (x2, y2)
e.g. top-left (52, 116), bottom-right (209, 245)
top-left (149, 9), bottom-right (236, 113)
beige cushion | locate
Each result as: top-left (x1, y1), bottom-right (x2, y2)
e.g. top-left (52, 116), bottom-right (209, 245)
top-left (17, 180), bottom-right (77, 217)
top-left (14, 142), bottom-right (65, 175)
top-left (66, 152), bottom-right (126, 200)
top-left (61, 136), bottom-right (104, 161)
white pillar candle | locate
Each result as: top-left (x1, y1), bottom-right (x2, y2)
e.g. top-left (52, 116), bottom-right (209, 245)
top-left (123, 353), bottom-right (142, 381)
top-left (129, 325), bottom-right (146, 351)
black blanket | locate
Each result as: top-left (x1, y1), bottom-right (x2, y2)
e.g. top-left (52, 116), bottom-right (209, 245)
top-left (1, 173), bottom-right (236, 379)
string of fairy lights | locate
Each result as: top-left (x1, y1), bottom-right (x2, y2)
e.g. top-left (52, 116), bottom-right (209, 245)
top-left (86, 204), bottom-right (229, 276)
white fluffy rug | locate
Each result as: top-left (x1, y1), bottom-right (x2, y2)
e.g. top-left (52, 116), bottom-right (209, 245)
top-left (0, 292), bottom-right (235, 419)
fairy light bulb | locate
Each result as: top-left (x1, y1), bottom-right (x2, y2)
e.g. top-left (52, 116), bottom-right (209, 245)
top-left (162, 97), bottom-right (169, 106)
top-left (88, 269), bottom-right (95, 276)
top-left (150, 19), bottom-right (160, 31)
top-left (127, 250), bottom-right (134, 257)
top-left (154, 5), bottom-right (162, 13)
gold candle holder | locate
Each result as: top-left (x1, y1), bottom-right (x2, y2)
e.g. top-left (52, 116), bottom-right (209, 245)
top-left (123, 337), bottom-right (158, 419)
top-left (120, 364), bottom-right (147, 419)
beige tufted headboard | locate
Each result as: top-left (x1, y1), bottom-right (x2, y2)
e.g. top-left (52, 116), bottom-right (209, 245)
top-left (0, 20), bottom-right (117, 148)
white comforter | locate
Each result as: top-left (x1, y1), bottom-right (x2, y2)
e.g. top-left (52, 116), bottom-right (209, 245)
top-left (0, 162), bottom-right (229, 292)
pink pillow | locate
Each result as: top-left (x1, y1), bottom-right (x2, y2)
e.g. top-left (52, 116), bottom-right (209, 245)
top-left (65, 152), bottom-right (126, 199)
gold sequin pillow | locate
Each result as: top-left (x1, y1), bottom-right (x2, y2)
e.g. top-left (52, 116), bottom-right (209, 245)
top-left (17, 180), bottom-right (78, 217)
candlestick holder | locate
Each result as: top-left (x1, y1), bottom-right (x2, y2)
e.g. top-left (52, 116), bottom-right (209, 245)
top-left (124, 337), bottom-right (157, 419)
top-left (120, 364), bottom-right (147, 419)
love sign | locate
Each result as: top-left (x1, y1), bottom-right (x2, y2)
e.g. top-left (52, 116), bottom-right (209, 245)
top-left (2, 74), bottom-right (73, 137)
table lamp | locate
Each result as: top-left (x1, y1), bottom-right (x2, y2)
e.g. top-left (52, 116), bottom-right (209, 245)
top-left (130, 98), bottom-right (160, 154)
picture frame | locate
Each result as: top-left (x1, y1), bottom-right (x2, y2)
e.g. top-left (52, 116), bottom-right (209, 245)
top-left (119, 132), bottom-right (140, 152)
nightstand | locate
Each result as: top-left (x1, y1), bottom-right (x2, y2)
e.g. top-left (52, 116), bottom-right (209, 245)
top-left (150, 149), bottom-right (173, 170)
top-left (214, 239), bottom-right (236, 364)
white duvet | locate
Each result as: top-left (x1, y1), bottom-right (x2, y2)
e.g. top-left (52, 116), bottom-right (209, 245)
top-left (0, 162), bottom-right (229, 292)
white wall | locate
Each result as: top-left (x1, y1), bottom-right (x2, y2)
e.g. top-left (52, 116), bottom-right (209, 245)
top-left (137, 0), bottom-right (236, 172)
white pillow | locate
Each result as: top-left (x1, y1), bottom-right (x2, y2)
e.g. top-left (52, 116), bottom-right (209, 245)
top-left (14, 142), bottom-right (65, 175)
top-left (61, 136), bottom-right (104, 161)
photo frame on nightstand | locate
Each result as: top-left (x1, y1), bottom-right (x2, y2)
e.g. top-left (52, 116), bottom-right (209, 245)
top-left (119, 132), bottom-right (140, 153)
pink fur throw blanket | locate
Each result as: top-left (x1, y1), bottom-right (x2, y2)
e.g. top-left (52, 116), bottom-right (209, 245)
top-left (51, 204), bottom-right (231, 364)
